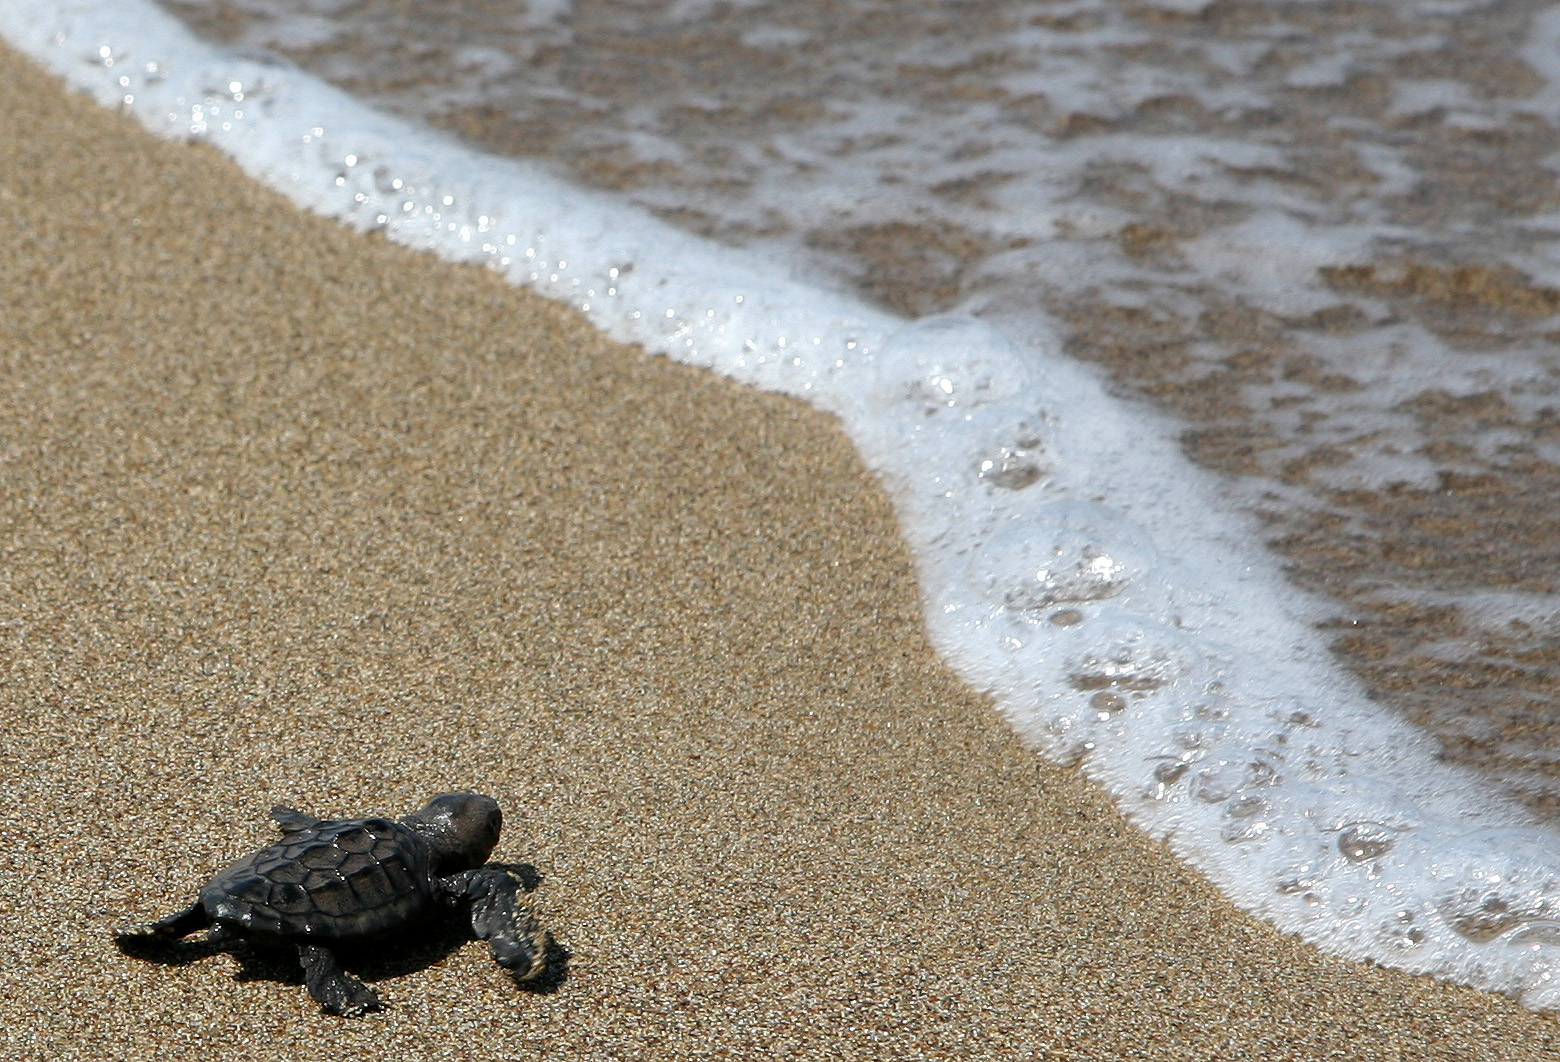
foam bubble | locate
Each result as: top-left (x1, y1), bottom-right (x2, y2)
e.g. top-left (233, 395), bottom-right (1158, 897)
top-left (966, 406), bottom-right (1053, 492)
top-left (1433, 830), bottom-right (1560, 944)
top-left (967, 501), bottom-right (1158, 614)
top-left (868, 316), bottom-right (1035, 416)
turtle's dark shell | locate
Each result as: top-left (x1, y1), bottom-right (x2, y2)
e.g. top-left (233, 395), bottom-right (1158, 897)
top-left (199, 817), bottom-right (436, 942)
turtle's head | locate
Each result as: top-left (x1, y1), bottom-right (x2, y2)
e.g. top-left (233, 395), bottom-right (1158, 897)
top-left (402, 792), bottom-right (502, 874)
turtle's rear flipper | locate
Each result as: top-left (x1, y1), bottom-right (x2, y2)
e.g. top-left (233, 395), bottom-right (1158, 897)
top-left (115, 901), bottom-right (210, 942)
top-left (298, 944), bottom-right (380, 1017)
top-left (443, 867), bottom-right (552, 981)
top-left (270, 805), bottom-right (323, 834)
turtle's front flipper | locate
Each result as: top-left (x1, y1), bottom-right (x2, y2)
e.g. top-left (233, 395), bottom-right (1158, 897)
top-left (441, 868), bottom-right (552, 980)
top-left (270, 805), bottom-right (323, 834)
top-left (298, 944), bottom-right (380, 1017)
top-left (114, 901), bottom-right (210, 942)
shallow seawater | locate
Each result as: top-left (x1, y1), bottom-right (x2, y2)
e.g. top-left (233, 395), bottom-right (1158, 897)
top-left (158, 0), bottom-right (1560, 822)
top-left (10, 0), bottom-right (1560, 1008)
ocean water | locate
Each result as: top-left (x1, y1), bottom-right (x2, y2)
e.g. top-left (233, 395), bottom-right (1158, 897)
top-left (6, 0), bottom-right (1560, 1009)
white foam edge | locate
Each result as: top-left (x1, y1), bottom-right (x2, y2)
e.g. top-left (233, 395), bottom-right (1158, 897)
top-left (8, 0), bottom-right (1560, 1011)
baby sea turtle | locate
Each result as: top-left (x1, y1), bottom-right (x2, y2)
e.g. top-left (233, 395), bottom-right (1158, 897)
top-left (115, 792), bottom-right (552, 1016)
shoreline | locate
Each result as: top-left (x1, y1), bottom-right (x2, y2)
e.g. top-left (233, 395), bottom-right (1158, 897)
top-left (2, 39), bottom-right (1558, 1061)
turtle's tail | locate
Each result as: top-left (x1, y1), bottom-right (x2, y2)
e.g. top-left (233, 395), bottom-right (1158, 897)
top-left (114, 901), bottom-right (210, 942)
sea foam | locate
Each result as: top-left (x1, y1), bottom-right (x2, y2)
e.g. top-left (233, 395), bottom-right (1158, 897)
top-left (6, 0), bottom-right (1560, 1010)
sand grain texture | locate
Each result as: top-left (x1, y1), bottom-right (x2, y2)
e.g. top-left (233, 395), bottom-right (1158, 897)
top-left (1, 43), bottom-right (1556, 1061)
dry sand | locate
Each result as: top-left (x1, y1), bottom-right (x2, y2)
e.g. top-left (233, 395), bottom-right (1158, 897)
top-left (0, 41), bottom-right (1556, 1061)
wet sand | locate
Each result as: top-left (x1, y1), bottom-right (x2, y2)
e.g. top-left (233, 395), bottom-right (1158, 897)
top-left (1, 41), bottom-right (1557, 1061)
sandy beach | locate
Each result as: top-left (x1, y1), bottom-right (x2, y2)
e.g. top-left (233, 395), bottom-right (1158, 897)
top-left (1, 40), bottom-right (1557, 1061)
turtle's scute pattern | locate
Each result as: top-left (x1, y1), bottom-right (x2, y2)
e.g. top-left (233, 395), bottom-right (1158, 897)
top-left (199, 817), bottom-right (435, 941)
